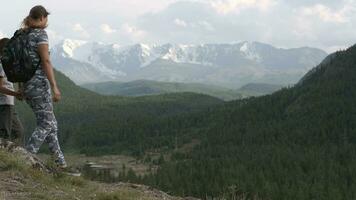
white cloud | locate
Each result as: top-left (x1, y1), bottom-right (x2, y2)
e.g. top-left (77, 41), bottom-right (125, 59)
top-left (101, 24), bottom-right (117, 34)
top-left (72, 23), bottom-right (90, 39)
top-left (120, 23), bottom-right (147, 42)
top-left (290, 1), bottom-right (356, 52)
top-left (326, 45), bottom-right (348, 53)
top-left (209, 0), bottom-right (277, 14)
top-left (292, 16), bottom-right (317, 41)
top-left (197, 21), bottom-right (215, 31)
top-left (21, 0), bottom-right (179, 18)
top-left (174, 18), bottom-right (188, 27)
top-left (72, 24), bottom-right (84, 32)
top-left (135, 0), bottom-right (356, 52)
top-left (174, 18), bottom-right (214, 31)
top-left (0, 31), bottom-right (5, 38)
top-left (3, 0), bottom-right (355, 52)
top-left (111, 0), bottom-right (179, 17)
top-left (46, 29), bottom-right (65, 46)
top-left (300, 4), bottom-right (349, 23)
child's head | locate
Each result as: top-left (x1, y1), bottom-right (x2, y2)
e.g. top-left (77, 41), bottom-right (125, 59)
top-left (0, 38), bottom-right (10, 56)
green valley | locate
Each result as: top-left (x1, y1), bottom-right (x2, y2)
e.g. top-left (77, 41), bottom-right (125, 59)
top-left (82, 80), bottom-right (283, 101)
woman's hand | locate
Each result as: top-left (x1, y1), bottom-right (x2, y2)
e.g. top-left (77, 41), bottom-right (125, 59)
top-left (52, 86), bottom-right (61, 102)
top-left (15, 91), bottom-right (24, 101)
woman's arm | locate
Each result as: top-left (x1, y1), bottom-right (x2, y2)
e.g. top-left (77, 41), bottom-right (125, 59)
top-left (0, 78), bottom-right (21, 97)
top-left (38, 43), bottom-right (61, 102)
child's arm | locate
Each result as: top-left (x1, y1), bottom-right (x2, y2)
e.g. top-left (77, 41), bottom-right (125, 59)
top-left (0, 77), bottom-right (21, 97)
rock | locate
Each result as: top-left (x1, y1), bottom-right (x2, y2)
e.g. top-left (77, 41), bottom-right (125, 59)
top-left (0, 138), bottom-right (50, 172)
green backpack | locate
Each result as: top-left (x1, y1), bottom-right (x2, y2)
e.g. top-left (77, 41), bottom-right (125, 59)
top-left (0, 29), bottom-right (40, 83)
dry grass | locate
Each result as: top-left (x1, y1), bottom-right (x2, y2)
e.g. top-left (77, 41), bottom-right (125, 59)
top-left (0, 149), bottom-right (188, 200)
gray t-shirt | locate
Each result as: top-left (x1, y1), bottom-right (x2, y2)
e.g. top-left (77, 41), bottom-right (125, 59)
top-left (21, 28), bottom-right (49, 85)
top-left (0, 63), bottom-right (15, 105)
top-left (27, 28), bottom-right (49, 73)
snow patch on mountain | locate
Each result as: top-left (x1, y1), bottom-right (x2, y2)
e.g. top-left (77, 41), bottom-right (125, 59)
top-left (240, 42), bottom-right (262, 62)
top-left (160, 44), bottom-right (214, 66)
top-left (60, 39), bottom-right (87, 58)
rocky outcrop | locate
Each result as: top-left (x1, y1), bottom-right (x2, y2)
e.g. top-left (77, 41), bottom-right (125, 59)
top-left (0, 139), bottom-right (200, 200)
top-left (0, 139), bottom-right (49, 172)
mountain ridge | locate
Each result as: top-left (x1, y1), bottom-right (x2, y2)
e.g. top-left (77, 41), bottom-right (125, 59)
top-left (51, 40), bottom-right (327, 88)
top-left (81, 80), bottom-right (283, 100)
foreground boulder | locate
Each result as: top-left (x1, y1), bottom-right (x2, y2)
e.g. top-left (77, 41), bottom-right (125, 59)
top-left (0, 139), bottom-right (49, 172)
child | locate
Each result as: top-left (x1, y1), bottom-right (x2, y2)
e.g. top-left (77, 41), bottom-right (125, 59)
top-left (0, 38), bottom-right (24, 145)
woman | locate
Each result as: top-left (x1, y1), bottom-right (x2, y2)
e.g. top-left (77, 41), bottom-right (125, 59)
top-left (21, 5), bottom-right (67, 169)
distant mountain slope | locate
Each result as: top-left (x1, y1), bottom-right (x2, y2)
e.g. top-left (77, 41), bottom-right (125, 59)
top-left (236, 83), bottom-right (284, 96)
top-left (82, 80), bottom-right (243, 101)
top-left (51, 40), bottom-right (327, 88)
top-left (51, 55), bottom-right (115, 84)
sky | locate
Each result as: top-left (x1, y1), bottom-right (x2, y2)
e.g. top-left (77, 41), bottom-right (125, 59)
top-left (0, 0), bottom-right (355, 52)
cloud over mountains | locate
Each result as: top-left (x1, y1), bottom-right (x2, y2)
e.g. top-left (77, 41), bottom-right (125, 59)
top-left (1, 0), bottom-right (355, 52)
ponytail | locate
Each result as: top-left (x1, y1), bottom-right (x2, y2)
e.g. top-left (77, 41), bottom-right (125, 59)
top-left (21, 16), bottom-right (31, 29)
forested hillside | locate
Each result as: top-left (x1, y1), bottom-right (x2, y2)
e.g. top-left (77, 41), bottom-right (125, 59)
top-left (134, 45), bottom-right (356, 199)
top-left (15, 70), bottom-right (224, 155)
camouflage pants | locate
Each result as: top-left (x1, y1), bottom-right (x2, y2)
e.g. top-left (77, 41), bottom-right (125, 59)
top-left (23, 70), bottom-right (66, 166)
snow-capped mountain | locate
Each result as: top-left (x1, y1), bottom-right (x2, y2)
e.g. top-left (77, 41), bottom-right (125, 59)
top-left (51, 40), bottom-right (328, 88)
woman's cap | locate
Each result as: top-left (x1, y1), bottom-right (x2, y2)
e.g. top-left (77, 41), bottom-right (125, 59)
top-left (29, 5), bottom-right (50, 19)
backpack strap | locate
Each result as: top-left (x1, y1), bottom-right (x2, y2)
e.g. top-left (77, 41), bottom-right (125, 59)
top-left (18, 28), bottom-right (42, 70)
